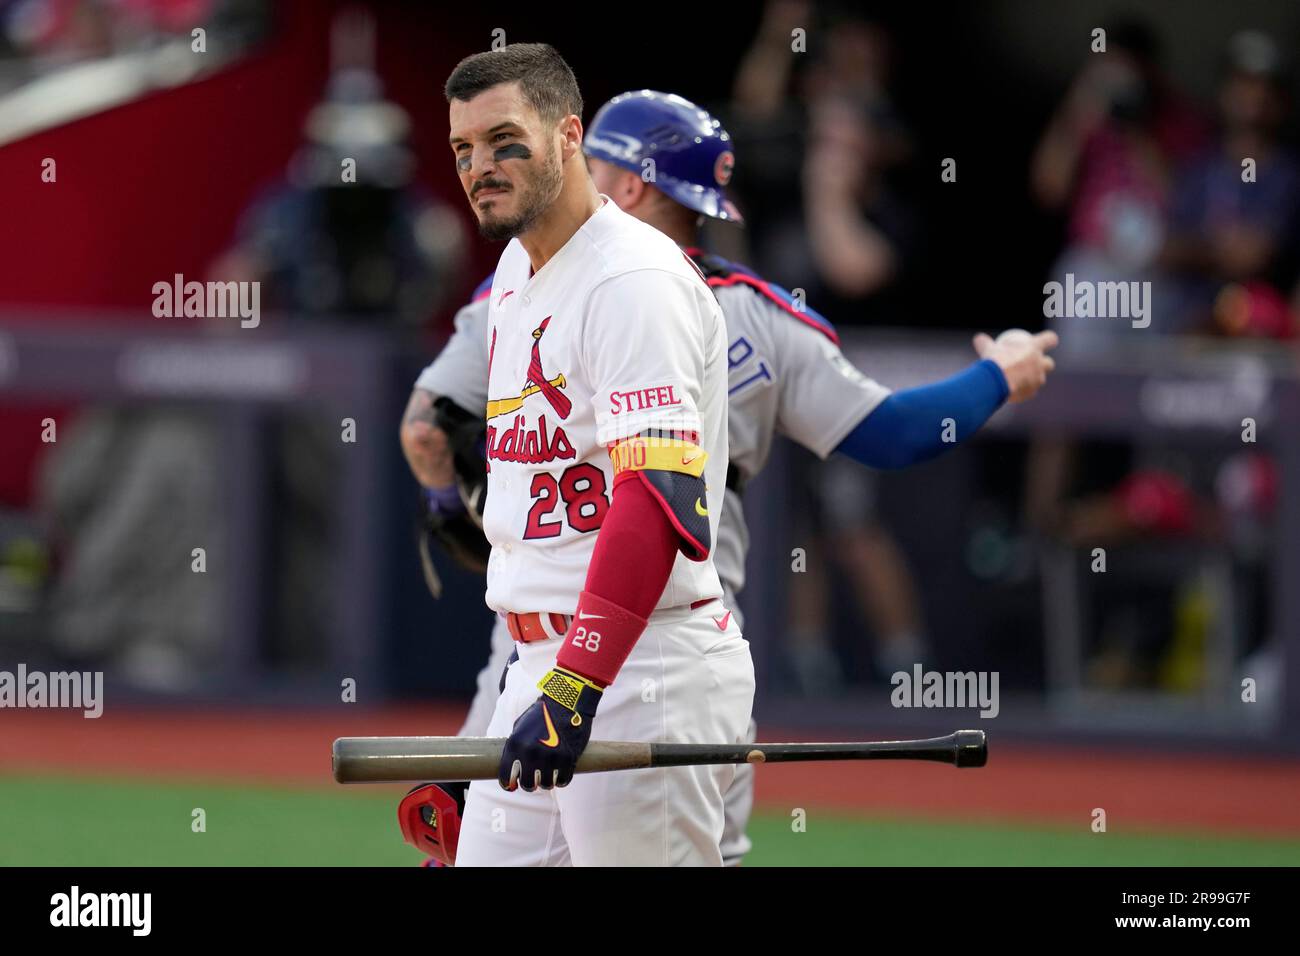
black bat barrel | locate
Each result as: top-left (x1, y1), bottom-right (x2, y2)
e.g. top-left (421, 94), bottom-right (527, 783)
top-left (650, 731), bottom-right (987, 769)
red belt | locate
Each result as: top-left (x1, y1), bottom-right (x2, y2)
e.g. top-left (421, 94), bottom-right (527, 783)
top-left (505, 611), bottom-right (572, 644)
top-left (505, 598), bottom-right (717, 645)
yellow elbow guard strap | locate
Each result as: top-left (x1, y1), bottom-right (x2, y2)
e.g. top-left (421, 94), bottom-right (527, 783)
top-left (609, 436), bottom-right (712, 561)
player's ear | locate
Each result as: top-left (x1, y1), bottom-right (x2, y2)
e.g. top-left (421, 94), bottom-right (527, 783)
top-left (559, 114), bottom-right (584, 161)
top-left (624, 171), bottom-right (650, 208)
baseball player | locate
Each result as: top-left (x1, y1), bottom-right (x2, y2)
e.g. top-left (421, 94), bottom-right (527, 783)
top-left (400, 89), bottom-right (1057, 865)
top-left (430, 44), bottom-right (751, 867)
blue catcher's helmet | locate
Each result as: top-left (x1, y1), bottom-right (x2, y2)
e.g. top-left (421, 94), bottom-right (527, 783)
top-left (583, 90), bottom-right (742, 223)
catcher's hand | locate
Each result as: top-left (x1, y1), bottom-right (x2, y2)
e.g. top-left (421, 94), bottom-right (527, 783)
top-left (973, 329), bottom-right (1058, 403)
top-left (417, 495), bottom-right (491, 598)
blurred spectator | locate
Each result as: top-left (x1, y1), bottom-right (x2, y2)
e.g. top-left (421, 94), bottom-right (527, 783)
top-left (730, 4), bottom-right (928, 690)
top-left (796, 37), bottom-right (926, 688)
top-left (1160, 30), bottom-right (1300, 339)
top-left (796, 93), bottom-right (916, 314)
top-left (212, 66), bottom-right (465, 326)
top-left (39, 407), bottom-right (222, 690)
top-left (731, 3), bottom-right (917, 325)
top-left (208, 59), bottom-right (465, 663)
top-left (1031, 17), bottom-right (1207, 353)
top-left (786, 452), bottom-right (929, 692)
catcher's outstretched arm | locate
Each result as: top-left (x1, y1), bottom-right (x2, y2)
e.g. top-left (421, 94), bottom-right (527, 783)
top-left (835, 359), bottom-right (1008, 470)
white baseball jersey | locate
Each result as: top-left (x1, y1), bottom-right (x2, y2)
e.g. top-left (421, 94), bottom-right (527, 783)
top-left (471, 198), bottom-right (728, 615)
top-left (418, 244), bottom-right (884, 867)
top-left (414, 250), bottom-right (890, 607)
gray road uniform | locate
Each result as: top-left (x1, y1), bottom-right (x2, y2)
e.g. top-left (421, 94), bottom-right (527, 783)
top-left (413, 251), bottom-right (890, 862)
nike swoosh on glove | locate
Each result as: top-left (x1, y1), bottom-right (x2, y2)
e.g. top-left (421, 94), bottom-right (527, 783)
top-left (499, 667), bottom-right (602, 791)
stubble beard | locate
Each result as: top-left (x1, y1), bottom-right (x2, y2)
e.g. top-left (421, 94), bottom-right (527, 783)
top-left (477, 147), bottom-right (564, 242)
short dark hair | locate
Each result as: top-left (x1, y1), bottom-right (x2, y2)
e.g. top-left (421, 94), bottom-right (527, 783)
top-left (444, 43), bottom-right (583, 124)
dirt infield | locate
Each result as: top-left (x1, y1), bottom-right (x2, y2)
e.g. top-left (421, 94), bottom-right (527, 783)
top-left (4, 706), bottom-right (1297, 836)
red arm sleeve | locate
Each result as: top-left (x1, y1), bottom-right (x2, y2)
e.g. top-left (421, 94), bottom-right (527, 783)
top-left (554, 473), bottom-right (678, 686)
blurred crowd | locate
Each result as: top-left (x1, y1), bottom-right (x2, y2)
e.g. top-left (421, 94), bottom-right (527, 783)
top-left (1, 1), bottom-right (1293, 707)
top-left (0, 0), bottom-right (270, 99)
top-left (1032, 19), bottom-right (1300, 349)
top-left (2, 3), bottom-right (468, 688)
top-left (713, 7), bottom-right (1294, 697)
top-left (1020, 18), bottom-right (1290, 697)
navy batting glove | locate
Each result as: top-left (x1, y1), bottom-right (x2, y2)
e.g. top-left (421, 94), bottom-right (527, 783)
top-left (499, 667), bottom-right (602, 792)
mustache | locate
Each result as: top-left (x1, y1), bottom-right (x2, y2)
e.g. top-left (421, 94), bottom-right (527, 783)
top-left (471, 179), bottom-right (511, 197)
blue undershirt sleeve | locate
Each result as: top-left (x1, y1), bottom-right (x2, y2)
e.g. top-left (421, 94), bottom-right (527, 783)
top-left (833, 359), bottom-right (1009, 469)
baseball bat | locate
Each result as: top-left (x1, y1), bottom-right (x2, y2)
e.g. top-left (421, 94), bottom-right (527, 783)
top-left (331, 730), bottom-right (986, 783)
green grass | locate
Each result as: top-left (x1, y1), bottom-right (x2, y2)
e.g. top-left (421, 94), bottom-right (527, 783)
top-left (0, 774), bottom-right (416, 867)
top-left (744, 812), bottom-right (1300, 866)
top-left (2, 775), bottom-right (1297, 866)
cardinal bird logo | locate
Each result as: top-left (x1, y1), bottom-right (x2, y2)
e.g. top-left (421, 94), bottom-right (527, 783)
top-left (526, 317), bottom-right (572, 419)
top-left (486, 316), bottom-right (572, 421)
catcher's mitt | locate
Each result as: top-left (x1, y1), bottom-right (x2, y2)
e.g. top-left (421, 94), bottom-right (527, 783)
top-left (417, 397), bottom-right (490, 598)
